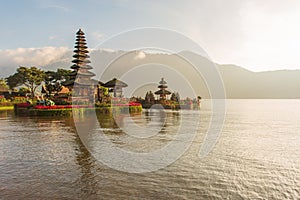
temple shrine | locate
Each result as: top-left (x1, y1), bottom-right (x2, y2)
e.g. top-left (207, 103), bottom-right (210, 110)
top-left (63, 29), bottom-right (97, 103)
top-left (154, 78), bottom-right (171, 100)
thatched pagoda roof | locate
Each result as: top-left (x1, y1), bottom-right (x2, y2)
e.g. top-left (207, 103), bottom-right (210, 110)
top-left (77, 71), bottom-right (96, 76)
top-left (103, 78), bottom-right (128, 88)
top-left (154, 89), bottom-right (171, 95)
top-left (74, 49), bottom-right (88, 53)
top-left (72, 59), bottom-right (91, 64)
top-left (158, 85), bottom-right (168, 88)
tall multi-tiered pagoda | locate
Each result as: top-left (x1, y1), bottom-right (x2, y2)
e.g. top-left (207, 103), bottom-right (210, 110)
top-left (64, 29), bottom-right (97, 103)
top-left (155, 78), bottom-right (171, 100)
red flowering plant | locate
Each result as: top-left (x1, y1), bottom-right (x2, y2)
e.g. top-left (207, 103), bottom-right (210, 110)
top-left (128, 102), bottom-right (141, 106)
top-left (33, 105), bottom-right (92, 109)
top-left (110, 97), bottom-right (141, 107)
top-left (16, 103), bottom-right (31, 108)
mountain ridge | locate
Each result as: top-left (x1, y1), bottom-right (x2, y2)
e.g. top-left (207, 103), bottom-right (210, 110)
top-left (2, 50), bottom-right (300, 98)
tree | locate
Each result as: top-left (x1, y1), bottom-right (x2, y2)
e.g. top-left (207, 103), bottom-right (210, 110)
top-left (6, 73), bottom-right (23, 90)
top-left (145, 91), bottom-right (155, 104)
top-left (56, 68), bottom-right (71, 84)
top-left (176, 92), bottom-right (180, 102)
top-left (148, 91), bottom-right (155, 103)
top-left (102, 86), bottom-right (108, 96)
top-left (145, 92), bottom-right (149, 103)
top-left (171, 92), bottom-right (180, 102)
top-left (44, 69), bottom-right (71, 96)
top-left (170, 93), bottom-right (176, 101)
top-left (18, 87), bottom-right (30, 96)
top-left (0, 79), bottom-right (9, 90)
top-left (7, 66), bottom-right (45, 98)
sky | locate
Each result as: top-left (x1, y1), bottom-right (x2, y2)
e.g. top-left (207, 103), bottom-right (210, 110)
top-left (1, 0), bottom-right (300, 72)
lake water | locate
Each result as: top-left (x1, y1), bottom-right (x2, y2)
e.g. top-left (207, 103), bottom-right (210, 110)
top-left (0, 99), bottom-right (300, 199)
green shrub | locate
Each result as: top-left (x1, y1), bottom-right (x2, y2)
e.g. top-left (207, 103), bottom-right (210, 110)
top-left (0, 102), bottom-right (13, 107)
top-left (95, 102), bottom-right (111, 107)
top-left (11, 97), bottom-right (27, 103)
top-left (53, 99), bottom-right (72, 105)
top-left (129, 106), bottom-right (142, 113)
top-left (0, 97), bottom-right (7, 103)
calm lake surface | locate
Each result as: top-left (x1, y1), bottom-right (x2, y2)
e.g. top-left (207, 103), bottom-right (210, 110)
top-left (1, 99), bottom-right (300, 199)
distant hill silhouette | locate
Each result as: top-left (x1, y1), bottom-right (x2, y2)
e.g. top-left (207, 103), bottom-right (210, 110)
top-left (218, 65), bottom-right (300, 98)
top-left (10, 50), bottom-right (300, 99)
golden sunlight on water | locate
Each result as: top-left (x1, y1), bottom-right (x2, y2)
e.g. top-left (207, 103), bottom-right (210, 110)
top-left (0, 99), bottom-right (299, 199)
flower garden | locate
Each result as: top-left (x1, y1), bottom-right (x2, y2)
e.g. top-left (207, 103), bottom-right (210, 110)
top-left (13, 99), bottom-right (142, 117)
top-left (0, 96), bottom-right (27, 110)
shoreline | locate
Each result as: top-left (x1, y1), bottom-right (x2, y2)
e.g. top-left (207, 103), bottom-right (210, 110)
top-left (13, 105), bottom-right (142, 117)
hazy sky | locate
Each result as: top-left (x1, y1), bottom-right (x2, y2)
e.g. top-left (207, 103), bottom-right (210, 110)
top-left (1, 0), bottom-right (300, 72)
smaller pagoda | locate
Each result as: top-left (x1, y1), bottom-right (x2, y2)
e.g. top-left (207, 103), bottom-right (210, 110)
top-left (103, 78), bottom-right (128, 98)
top-left (154, 78), bottom-right (171, 100)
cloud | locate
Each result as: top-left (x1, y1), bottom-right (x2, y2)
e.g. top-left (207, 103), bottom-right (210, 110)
top-left (0, 47), bottom-right (70, 77)
top-left (90, 31), bottom-right (106, 47)
top-left (49, 35), bottom-right (58, 40)
top-left (101, 48), bottom-right (117, 53)
top-left (134, 51), bottom-right (146, 60)
top-left (228, 0), bottom-right (300, 71)
top-left (92, 31), bottom-right (104, 41)
top-left (157, 0), bottom-right (300, 71)
top-left (44, 4), bottom-right (70, 12)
